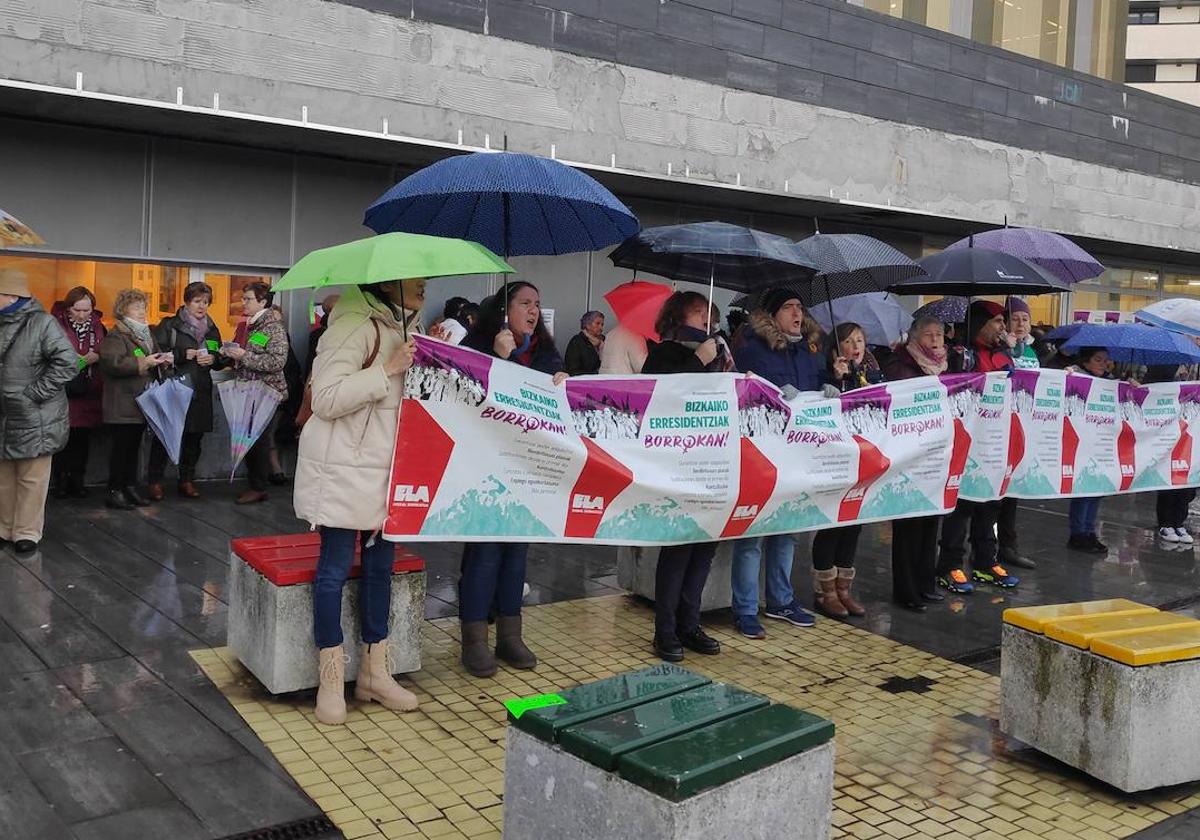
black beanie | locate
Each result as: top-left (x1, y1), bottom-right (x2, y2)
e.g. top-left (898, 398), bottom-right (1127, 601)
top-left (759, 287), bottom-right (802, 316)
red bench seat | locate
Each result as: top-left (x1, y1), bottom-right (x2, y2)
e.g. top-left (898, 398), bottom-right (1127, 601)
top-left (231, 533), bottom-right (424, 586)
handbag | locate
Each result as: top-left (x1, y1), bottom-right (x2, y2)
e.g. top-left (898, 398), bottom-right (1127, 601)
top-left (296, 318), bottom-right (381, 429)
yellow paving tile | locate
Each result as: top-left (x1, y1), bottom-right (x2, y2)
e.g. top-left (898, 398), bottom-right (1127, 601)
top-left (190, 594), bottom-right (1200, 840)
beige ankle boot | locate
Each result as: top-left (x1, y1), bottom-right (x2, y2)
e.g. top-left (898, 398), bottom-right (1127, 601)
top-left (836, 567), bottom-right (867, 617)
top-left (814, 568), bottom-right (848, 618)
top-left (355, 642), bottom-right (418, 711)
top-left (315, 646), bottom-right (347, 725)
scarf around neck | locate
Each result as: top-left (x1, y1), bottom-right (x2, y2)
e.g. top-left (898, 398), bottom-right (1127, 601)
top-left (179, 308), bottom-right (209, 344)
top-left (907, 339), bottom-right (948, 376)
top-left (123, 317), bottom-right (152, 344)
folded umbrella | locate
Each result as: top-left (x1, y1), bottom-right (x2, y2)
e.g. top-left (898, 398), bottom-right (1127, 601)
top-left (136, 377), bottom-right (194, 465)
top-left (364, 151), bottom-right (639, 257)
top-left (1062, 323), bottom-right (1200, 366)
top-left (946, 227), bottom-right (1104, 284)
top-left (603, 280), bottom-right (673, 341)
top-left (1135, 298), bottom-right (1200, 339)
top-left (811, 292), bottom-right (912, 347)
top-left (912, 296), bottom-right (969, 324)
top-left (218, 379), bottom-right (284, 479)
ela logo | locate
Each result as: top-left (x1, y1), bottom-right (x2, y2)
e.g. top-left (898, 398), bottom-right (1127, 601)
top-left (1121, 464), bottom-right (1135, 476)
top-left (393, 484), bottom-right (431, 506)
top-left (945, 474), bottom-right (961, 489)
top-left (732, 504), bottom-right (759, 520)
top-left (844, 486), bottom-right (866, 501)
top-left (570, 494), bottom-right (604, 513)
top-left (1173, 459), bottom-right (1189, 471)
top-left (1061, 465), bottom-right (1074, 478)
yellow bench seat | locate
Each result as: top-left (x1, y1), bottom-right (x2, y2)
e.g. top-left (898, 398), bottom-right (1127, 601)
top-left (1043, 611), bottom-right (1199, 649)
top-left (1090, 624), bottom-right (1200, 666)
top-left (1002, 599), bottom-right (1155, 634)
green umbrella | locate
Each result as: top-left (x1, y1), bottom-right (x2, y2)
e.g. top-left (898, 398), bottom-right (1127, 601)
top-left (273, 232), bottom-right (513, 292)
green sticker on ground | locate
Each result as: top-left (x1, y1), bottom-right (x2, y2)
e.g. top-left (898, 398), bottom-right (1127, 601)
top-left (504, 693), bottom-right (567, 720)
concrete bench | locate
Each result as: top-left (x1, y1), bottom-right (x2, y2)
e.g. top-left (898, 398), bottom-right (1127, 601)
top-left (1000, 598), bottom-right (1200, 792)
top-left (503, 664), bottom-right (835, 840)
top-left (227, 533), bottom-right (426, 695)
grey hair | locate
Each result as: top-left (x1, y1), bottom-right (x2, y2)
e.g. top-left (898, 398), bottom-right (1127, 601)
top-left (910, 314), bottom-right (945, 335)
top-left (580, 310), bottom-right (604, 329)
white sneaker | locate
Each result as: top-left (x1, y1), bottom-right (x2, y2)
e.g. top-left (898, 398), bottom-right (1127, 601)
top-left (1159, 527), bottom-right (1181, 542)
top-left (1175, 528), bottom-right (1194, 545)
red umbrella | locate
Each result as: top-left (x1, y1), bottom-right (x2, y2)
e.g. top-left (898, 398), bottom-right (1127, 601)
top-left (604, 280), bottom-right (673, 341)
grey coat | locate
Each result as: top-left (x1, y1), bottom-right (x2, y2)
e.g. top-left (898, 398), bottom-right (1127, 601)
top-left (0, 298), bottom-right (79, 460)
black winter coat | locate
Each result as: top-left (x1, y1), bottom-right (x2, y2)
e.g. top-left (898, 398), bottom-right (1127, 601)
top-left (153, 311), bottom-right (226, 434)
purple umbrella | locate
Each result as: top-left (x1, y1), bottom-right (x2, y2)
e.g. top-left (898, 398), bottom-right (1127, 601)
top-left (945, 228), bottom-right (1103, 284)
top-left (912, 296), bottom-right (968, 324)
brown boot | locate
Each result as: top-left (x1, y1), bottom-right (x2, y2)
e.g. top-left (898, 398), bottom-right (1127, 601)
top-left (355, 642), bottom-right (418, 712)
top-left (495, 614), bottom-right (537, 670)
top-left (315, 646), bottom-right (347, 725)
top-left (836, 567), bottom-right (867, 617)
top-left (236, 490), bottom-right (268, 505)
top-left (814, 568), bottom-right (848, 618)
top-left (178, 481), bottom-right (201, 499)
top-left (147, 483), bottom-right (165, 502)
top-left (461, 620), bottom-right (497, 678)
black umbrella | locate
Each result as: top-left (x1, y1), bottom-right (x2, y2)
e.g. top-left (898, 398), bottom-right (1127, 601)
top-left (608, 222), bottom-right (818, 305)
top-left (889, 247), bottom-right (1072, 295)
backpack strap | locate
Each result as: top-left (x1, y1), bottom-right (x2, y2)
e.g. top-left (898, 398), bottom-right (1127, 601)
top-left (364, 319), bottom-right (382, 368)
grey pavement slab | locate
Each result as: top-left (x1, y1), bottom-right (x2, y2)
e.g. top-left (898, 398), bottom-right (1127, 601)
top-left (17, 736), bottom-right (174, 823)
top-left (160, 755), bottom-right (321, 837)
top-left (99, 695), bottom-right (245, 771)
top-left (53, 656), bottom-right (177, 715)
top-left (0, 744), bottom-right (73, 840)
top-left (0, 672), bottom-right (108, 754)
top-left (69, 803), bottom-right (211, 840)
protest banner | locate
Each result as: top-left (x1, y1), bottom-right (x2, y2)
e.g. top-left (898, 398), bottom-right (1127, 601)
top-left (383, 337), bottom-right (1200, 546)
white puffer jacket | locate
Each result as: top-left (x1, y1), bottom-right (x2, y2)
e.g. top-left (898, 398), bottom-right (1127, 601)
top-left (293, 285), bottom-right (420, 530)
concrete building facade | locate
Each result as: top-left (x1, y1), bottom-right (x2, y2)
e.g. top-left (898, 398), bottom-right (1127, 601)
top-left (1125, 1), bottom-right (1200, 107)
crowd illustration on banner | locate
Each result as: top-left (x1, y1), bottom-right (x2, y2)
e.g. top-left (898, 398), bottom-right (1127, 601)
top-left (738, 399), bottom-right (791, 438)
top-left (404, 350), bottom-right (487, 407)
top-left (570, 398), bottom-right (643, 440)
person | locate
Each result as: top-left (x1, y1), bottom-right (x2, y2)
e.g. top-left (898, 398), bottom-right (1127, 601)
top-left (304, 294), bottom-right (339, 381)
top-left (295, 280), bottom-right (424, 725)
top-left (1145, 364), bottom-right (1197, 544)
top-left (1066, 346), bottom-right (1114, 554)
top-left (937, 300), bottom-right (1020, 593)
top-left (997, 296), bottom-right (1038, 570)
top-left (0, 269), bottom-right (78, 553)
top-left (99, 288), bottom-right (173, 510)
top-left (147, 282), bottom-right (224, 500)
top-left (641, 291), bottom-right (726, 661)
top-left (564, 310), bottom-right (605, 376)
top-left (598, 321), bottom-right (648, 374)
top-left (431, 296), bottom-right (471, 345)
top-left (811, 322), bottom-right (883, 619)
top-left (222, 282), bottom-right (289, 505)
top-left (51, 286), bottom-right (106, 499)
top-left (728, 288), bottom-right (832, 639)
top-left (459, 281), bottom-right (567, 677)
top-left (884, 315), bottom-right (948, 611)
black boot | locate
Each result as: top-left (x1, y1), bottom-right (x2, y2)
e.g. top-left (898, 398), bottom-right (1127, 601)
top-left (68, 474), bottom-right (90, 499)
top-left (106, 489), bottom-right (134, 510)
top-left (123, 486), bottom-right (150, 507)
top-left (52, 473), bottom-right (68, 500)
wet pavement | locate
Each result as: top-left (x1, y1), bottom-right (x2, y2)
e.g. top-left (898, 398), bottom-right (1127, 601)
top-left (0, 484), bottom-right (1198, 838)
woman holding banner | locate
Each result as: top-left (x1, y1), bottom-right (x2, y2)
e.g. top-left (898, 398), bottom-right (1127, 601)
top-left (459, 282), bottom-right (567, 678)
top-left (295, 280), bottom-right (423, 725)
top-left (884, 314), bottom-right (949, 610)
top-left (811, 322), bottom-right (883, 619)
top-left (642, 291), bottom-right (727, 662)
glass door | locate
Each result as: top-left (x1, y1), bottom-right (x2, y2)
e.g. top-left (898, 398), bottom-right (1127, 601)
top-left (188, 267), bottom-right (278, 340)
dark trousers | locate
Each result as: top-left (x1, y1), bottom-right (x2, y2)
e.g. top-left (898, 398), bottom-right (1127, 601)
top-left (811, 525), bottom-right (862, 570)
top-left (1157, 488), bottom-right (1197, 529)
top-left (937, 499), bottom-right (1000, 575)
top-left (459, 542), bottom-right (529, 622)
top-left (106, 424), bottom-right (145, 490)
top-left (245, 412), bottom-right (279, 491)
top-left (998, 496), bottom-right (1019, 551)
top-left (892, 516), bottom-right (939, 602)
top-left (148, 432), bottom-right (204, 483)
top-left (654, 543), bottom-right (715, 641)
top-left (312, 527), bottom-right (394, 649)
top-left (53, 427), bottom-right (92, 487)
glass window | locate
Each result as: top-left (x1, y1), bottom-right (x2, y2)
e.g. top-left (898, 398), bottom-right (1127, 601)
top-left (1125, 62), bottom-right (1157, 82)
top-left (1162, 272), bottom-right (1200, 298)
top-left (1127, 7), bottom-right (1159, 23)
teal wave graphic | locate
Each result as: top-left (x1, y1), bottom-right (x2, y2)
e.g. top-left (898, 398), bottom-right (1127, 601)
top-left (861, 477), bottom-right (937, 518)
top-left (1011, 464), bottom-right (1056, 496)
top-left (1075, 463), bottom-right (1117, 494)
top-left (747, 494), bottom-right (831, 534)
top-left (1130, 468), bottom-right (1169, 491)
top-left (421, 475), bottom-right (553, 538)
top-left (596, 498), bottom-right (710, 542)
top-left (958, 460), bottom-right (995, 499)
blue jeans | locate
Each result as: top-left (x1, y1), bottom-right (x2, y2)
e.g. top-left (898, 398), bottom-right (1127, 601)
top-left (1069, 497), bottom-right (1102, 537)
top-left (730, 534), bottom-right (796, 617)
top-left (459, 542), bottom-right (528, 622)
top-left (313, 527), bottom-right (393, 649)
